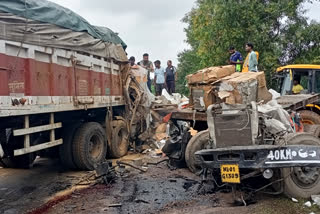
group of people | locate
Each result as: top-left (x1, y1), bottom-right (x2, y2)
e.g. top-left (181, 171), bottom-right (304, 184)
top-left (127, 43), bottom-right (259, 97)
top-left (128, 54), bottom-right (177, 96)
top-left (228, 43), bottom-right (259, 73)
top-left (229, 43), bottom-right (306, 94)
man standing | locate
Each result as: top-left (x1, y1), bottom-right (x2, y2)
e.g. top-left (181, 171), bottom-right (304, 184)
top-left (129, 56), bottom-right (136, 66)
top-left (139, 53), bottom-right (154, 91)
top-left (242, 43), bottom-right (259, 72)
top-left (154, 60), bottom-right (166, 96)
top-left (228, 46), bottom-right (243, 72)
top-left (165, 60), bottom-right (176, 95)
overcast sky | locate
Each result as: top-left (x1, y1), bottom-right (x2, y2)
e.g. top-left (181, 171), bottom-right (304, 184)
top-left (50, 0), bottom-right (320, 66)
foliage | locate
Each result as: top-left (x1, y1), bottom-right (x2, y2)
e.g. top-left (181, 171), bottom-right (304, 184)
top-left (177, 0), bottom-right (320, 94)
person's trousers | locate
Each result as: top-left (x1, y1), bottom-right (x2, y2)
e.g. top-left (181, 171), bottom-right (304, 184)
top-left (147, 78), bottom-right (152, 92)
top-left (155, 84), bottom-right (164, 96)
top-left (166, 80), bottom-right (175, 95)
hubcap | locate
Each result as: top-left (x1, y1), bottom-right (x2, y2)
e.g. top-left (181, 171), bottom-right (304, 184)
top-left (292, 167), bottom-right (320, 188)
top-left (88, 135), bottom-right (103, 160)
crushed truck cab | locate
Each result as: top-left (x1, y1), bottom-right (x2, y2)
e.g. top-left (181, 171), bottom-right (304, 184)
top-left (195, 103), bottom-right (320, 198)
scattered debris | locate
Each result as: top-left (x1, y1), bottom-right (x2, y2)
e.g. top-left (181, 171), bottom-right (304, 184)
top-left (292, 198), bottom-right (299, 203)
top-left (162, 121), bottom-right (191, 169)
top-left (116, 161), bottom-right (147, 173)
top-left (311, 195), bottom-right (320, 206)
top-left (108, 203), bottom-right (122, 208)
top-left (64, 204), bottom-right (77, 212)
top-left (304, 201), bottom-right (312, 207)
top-left (155, 123), bottom-right (168, 141)
top-left (134, 199), bottom-right (150, 204)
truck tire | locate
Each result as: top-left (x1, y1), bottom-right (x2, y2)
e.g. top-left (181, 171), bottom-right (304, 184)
top-left (108, 120), bottom-right (129, 158)
top-left (304, 124), bottom-right (320, 138)
top-left (282, 133), bottom-right (320, 198)
top-left (0, 130), bottom-right (36, 169)
top-left (185, 130), bottom-right (210, 174)
top-left (59, 123), bottom-right (81, 169)
top-left (72, 122), bottom-right (107, 170)
top-left (299, 110), bottom-right (320, 125)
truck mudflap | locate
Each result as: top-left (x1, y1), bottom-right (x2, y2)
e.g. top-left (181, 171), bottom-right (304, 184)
top-left (195, 145), bottom-right (320, 169)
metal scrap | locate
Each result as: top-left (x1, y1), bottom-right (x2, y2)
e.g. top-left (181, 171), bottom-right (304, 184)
top-left (116, 161), bottom-right (147, 173)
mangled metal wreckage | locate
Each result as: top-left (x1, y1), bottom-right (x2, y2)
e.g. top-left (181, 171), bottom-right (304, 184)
top-left (162, 66), bottom-right (320, 199)
top-left (0, 0), bottom-right (151, 170)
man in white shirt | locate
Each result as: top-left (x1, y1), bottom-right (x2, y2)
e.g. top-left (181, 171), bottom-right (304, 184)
top-left (154, 60), bottom-right (166, 96)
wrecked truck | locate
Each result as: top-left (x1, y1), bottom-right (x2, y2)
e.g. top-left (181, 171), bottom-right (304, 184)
top-left (0, 0), bottom-right (148, 170)
top-left (162, 66), bottom-right (320, 198)
top-left (195, 102), bottom-right (320, 199)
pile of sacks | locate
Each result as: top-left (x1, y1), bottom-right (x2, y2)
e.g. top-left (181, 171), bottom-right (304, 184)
top-left (187, 65), bottom-right (272, 110)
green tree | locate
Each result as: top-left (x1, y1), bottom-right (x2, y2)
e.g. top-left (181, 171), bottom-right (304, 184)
top-left (177, 0), bottom-right (320, 94)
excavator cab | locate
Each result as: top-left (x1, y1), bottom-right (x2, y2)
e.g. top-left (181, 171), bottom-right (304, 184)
top-left (274, 64), bottom-right (320, 125)
top-left (275, 64), bottom-right (320, 95)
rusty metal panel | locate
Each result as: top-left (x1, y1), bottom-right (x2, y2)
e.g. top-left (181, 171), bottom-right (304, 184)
top-left (171, 110), bottom-right (207, 121)
top-left (214, 111), bottom-right (253, 147)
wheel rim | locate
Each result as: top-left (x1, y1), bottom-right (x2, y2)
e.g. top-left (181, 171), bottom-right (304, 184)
top-left (291, 167), bottom-right (320, 188)
top-left (88, 134), bottom-right (103, 161)
top-left (193, 140), bottom-right (211, 174)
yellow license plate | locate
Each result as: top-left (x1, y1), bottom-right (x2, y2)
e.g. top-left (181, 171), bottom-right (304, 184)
top-left (220, 164), bottom-right (240, 183)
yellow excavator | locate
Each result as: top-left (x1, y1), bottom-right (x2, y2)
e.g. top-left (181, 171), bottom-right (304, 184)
top-left (274, 64), bottom-right (320, 124)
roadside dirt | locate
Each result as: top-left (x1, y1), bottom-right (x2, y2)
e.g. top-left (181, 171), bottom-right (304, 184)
top-left (1, 154), bottom-right (320, 214)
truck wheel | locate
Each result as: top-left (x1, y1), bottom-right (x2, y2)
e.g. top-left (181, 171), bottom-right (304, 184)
top-left (59, 123), bottom-right (81, 169)
top-left (108, 120), bottom-right (129, 158)
top-left (185, 130), bottom-right (210, 174)
top-left (299, 110), bottom-right (320, 125)
top-left (282, 133), bottom-right (320, 198)
top-left (72, 122), bottom-right (107, 170)
top-left (304, 124), bottom-right (320, 138)
top-left (0, 131), bottom-right (36, 169)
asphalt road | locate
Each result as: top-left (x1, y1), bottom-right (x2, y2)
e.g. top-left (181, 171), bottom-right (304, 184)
top-left (0, 158), bottom-right (88, 214)
top-left (0, 155), bottom-right (319, 214)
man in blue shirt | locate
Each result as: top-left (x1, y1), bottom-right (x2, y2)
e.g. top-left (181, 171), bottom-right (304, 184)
top-left (229, 46), bottom-right (243, 72)
top-left (154, 60), bottom-right (166, 96)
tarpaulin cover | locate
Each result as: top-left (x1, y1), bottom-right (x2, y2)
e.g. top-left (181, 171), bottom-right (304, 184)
top-left (0, 12), bottom-right (128, 62)
top-left (0, 0), bottom-right (127, 49)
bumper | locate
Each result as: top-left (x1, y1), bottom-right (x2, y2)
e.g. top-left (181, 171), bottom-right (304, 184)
top-left (195, 145), bottom-right (320, 169)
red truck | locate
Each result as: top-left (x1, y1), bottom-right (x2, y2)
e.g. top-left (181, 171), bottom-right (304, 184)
top-left (0, 0), bottom-right (135, 170)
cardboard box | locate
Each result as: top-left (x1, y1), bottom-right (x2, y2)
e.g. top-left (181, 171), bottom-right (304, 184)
top-left (187, 65), bottom-right (235, 85)
top-left (220, 72), bottom-right (266, 88)
top-left (217, 72), bottom-right (271, 105)
top-left (189, 71), bottom-right (272, 109)
top-left (189, 85), bottom-right (216, 110)
top-left (257, 87), bottom-right (272, 103)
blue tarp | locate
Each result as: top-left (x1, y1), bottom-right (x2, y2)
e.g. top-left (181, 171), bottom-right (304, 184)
top-left (0, 0), bottom-right (127, 49)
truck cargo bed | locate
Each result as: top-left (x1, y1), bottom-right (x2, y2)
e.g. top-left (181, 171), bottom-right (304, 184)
top-left (0, 40), bottom-right (124, 117)
top-left (276, 94), bottom-right (320, 110)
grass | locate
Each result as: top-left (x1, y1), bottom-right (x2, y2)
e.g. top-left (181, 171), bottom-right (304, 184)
top-left (252, 196), bottom-right (320, 214)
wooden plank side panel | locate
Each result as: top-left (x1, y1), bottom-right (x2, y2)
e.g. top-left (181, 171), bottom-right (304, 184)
top-left (0, 54), bottom-right (27, 95)
top-left (0, 53), bottom-right (123, 97)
